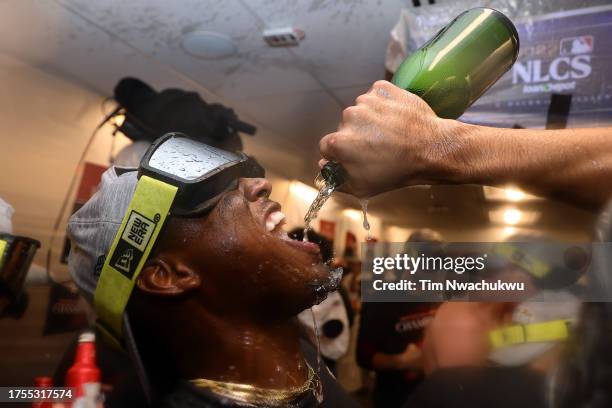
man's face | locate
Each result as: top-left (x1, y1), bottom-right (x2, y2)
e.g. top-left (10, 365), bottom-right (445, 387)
top-left (160, 178), bottom-right (336, 317)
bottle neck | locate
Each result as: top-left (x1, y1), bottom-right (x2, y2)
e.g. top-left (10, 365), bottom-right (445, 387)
top-left (74, 341), bottom-right (96, 365)
top-left (321, 161), bottom-right (346, 188)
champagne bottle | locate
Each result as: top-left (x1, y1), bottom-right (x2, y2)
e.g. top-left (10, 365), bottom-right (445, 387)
top-left (321, 7), bottom-right (519, 187)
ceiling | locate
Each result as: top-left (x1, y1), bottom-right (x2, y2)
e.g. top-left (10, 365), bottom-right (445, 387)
top-left (0, 0), bottom-right (406, 180)
top-left (0, 0), bottom-right (597, 241)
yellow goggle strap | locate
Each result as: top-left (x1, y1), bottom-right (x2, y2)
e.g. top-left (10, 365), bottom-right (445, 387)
top-left (94, 176), bottom-right (178, 347)
top-left (493, 243), bottom-right (551, 279)
top-left (0, 239), bottom-right (7, 271)
top-left (489, 319), bottom-right (571, 350)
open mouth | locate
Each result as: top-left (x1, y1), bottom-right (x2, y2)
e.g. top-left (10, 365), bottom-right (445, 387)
top-left (262, 203), bottom-right (342, 303)
top-left (263, 207), bottom-right (320, 256)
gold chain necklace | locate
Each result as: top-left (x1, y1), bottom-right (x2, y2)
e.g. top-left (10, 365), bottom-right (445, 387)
top-left (189, 363), bottom-right (320, 407)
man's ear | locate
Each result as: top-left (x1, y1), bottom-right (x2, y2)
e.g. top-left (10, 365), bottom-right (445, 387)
top-left (137, 257), bottom-right (201, 296)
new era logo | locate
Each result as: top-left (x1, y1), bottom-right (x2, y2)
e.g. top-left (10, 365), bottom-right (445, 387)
top-left (121, 211), bottom-right (155, 252)
top-left (114, 248), bottom-right (134, 275)
top-left (109, 210), bottom-right (159, 279)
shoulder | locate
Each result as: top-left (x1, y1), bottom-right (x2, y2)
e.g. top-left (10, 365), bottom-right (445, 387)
top-left (406, 366), bottom-right (547, 408)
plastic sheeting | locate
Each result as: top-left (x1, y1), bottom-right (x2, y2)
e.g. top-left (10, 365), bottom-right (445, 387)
top-left (386, 0), bottom-right (612, 128)
top-left (0, 197), bottom-right (14, 234)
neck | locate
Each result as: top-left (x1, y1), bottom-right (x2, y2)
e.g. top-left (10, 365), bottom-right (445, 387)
top-left (165, 308), bottom-right (309, 390)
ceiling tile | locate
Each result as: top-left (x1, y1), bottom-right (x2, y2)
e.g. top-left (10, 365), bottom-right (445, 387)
top-left (55, 0), bottom-right (325, 99)
top-left (248, 0), bottom-right (404, 88)
top-left (234, 89), bottom-right (342, 151)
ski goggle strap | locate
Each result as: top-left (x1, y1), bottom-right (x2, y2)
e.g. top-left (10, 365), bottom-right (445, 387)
top-left (94, 175), bottom-right (178, 347)
top-left (0, 239), bottom-right (7, 270)
top-left (493, 243), bottom-right (551, 279)
top-left (489, 319), bottom-right (571, 350)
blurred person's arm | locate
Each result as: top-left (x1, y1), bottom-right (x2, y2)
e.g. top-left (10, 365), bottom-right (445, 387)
top-left (356, 304), bottom-right (422, 371)
top-left (319, 80), bottom-right (612, 210)
top-left (371, 343), bottom-right (422, 371)
top-left (422, 303), bottom-right (494, 374)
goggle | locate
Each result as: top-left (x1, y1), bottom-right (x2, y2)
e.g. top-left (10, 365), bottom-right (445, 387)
top-left (492, 243), bottom-right (587, 289)
top-left (0, 233), bottom-right (40, 300)
top-left (139, 133), bottom-right (264, 216)
top-left (489, 319), bottom-right (572, 350)
top-left (95, 133), bottom-right (264, 346)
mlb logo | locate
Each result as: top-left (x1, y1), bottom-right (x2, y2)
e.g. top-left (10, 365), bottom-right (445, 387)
top-left (560, 35), bottom-right (594, 55)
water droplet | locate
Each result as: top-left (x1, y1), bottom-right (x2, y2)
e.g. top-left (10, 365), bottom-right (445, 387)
top-left (360, 199), bottom-right (371, 241)
top-left (310, 308), bottom-right (324, 403)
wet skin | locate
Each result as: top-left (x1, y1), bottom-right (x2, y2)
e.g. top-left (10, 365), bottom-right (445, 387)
top-left (128, 178), bottom-right (333, 391)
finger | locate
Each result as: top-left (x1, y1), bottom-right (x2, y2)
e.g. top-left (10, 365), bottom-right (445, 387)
top-left (355, 93), bottom-right (375, 106)
top-left (338, 104), bottom-right (370, 132)
top-left (318, 158), bottom-right (329, 169)
top-left (341, 105), bottom-right (360, 123)
top-left (319, 132), bottom-right (342, 161)
top-left (367, 80), bottom-right (400, 98)
top-left (341, 105), bottom-right (374, 130)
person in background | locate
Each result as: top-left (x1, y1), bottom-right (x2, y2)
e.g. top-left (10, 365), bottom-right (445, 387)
top-left (0, 197), bottom-right (41, 320)
top-left (111, 77), bottom-right (254, 167)
top-left (356, 229), bottom-right (441, 408)
top-left (410, 235), bottom-right (588, 408)
top-left (289, 228), bottom-right (353, 376)
top-left (423, 234), bottom-right (584, 375)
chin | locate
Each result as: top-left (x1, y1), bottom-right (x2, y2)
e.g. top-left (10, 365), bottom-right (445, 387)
top-left (304, 263), bottom-right (343, 306)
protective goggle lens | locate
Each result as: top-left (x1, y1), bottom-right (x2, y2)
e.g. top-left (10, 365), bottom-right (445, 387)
top-left (139, 133), bottom-right (265, 216)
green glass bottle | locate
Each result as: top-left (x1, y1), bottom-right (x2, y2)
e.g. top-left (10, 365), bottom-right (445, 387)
top-left (321, 7), bottom-right (519, 188)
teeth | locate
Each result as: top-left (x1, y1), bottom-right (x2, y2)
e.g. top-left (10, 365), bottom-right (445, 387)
top-left (265, 211), bottom-right (286, 232)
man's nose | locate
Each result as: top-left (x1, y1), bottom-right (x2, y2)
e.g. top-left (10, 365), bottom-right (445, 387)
top-left (240, 178), bottom-right (272, 201)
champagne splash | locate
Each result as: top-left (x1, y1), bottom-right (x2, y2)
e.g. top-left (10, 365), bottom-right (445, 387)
top-left (360, 199), bottom-right (371, 241)
top-left (303, 174), bottom-right (335, 242)
top-left (309, 308), bottom-right (324, 403)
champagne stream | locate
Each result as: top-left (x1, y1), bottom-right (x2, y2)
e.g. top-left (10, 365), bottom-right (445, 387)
top-left (303, 175), bottom-right (335, 242)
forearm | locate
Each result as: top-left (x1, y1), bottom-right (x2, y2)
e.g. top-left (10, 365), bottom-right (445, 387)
top-left (371, 351), bottom-right (405, 370)
top-left (433, 123), bottom-right (612, 210)
top-left (372, 349), bottom-right (422, 371)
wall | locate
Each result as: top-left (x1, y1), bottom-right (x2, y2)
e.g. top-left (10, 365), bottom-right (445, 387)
top-left (0, 53), bottom-right (134, 283)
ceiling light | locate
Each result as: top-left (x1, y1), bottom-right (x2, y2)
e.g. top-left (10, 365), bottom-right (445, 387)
top-left (503, 226), bottom-right (517, 236)
top-left (483, 186), bottom-right (540, 202)
top-left (505, 187), bottom-right (525, 201)
top-left (181, 31), bottom-right (237, 60)
top-left (489, 207), bottom-right (540, 225)
top-left (503, 208), bottom-right (522, 225)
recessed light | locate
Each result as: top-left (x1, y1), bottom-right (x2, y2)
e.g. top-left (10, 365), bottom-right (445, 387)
top-left (489, 207), bottom-right (539, 225)
top-left (181, 31), bottom-right (237, 60)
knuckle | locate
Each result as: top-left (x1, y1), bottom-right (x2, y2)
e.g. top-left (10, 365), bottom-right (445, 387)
top-left (355, 94), bottom-right (368, 105)
top-left (320, 133), bottom-right (339, 154)
top-left (373, 80), bottom-right (389, 89)
top-left (342, 106), bottom-right (360, 121)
